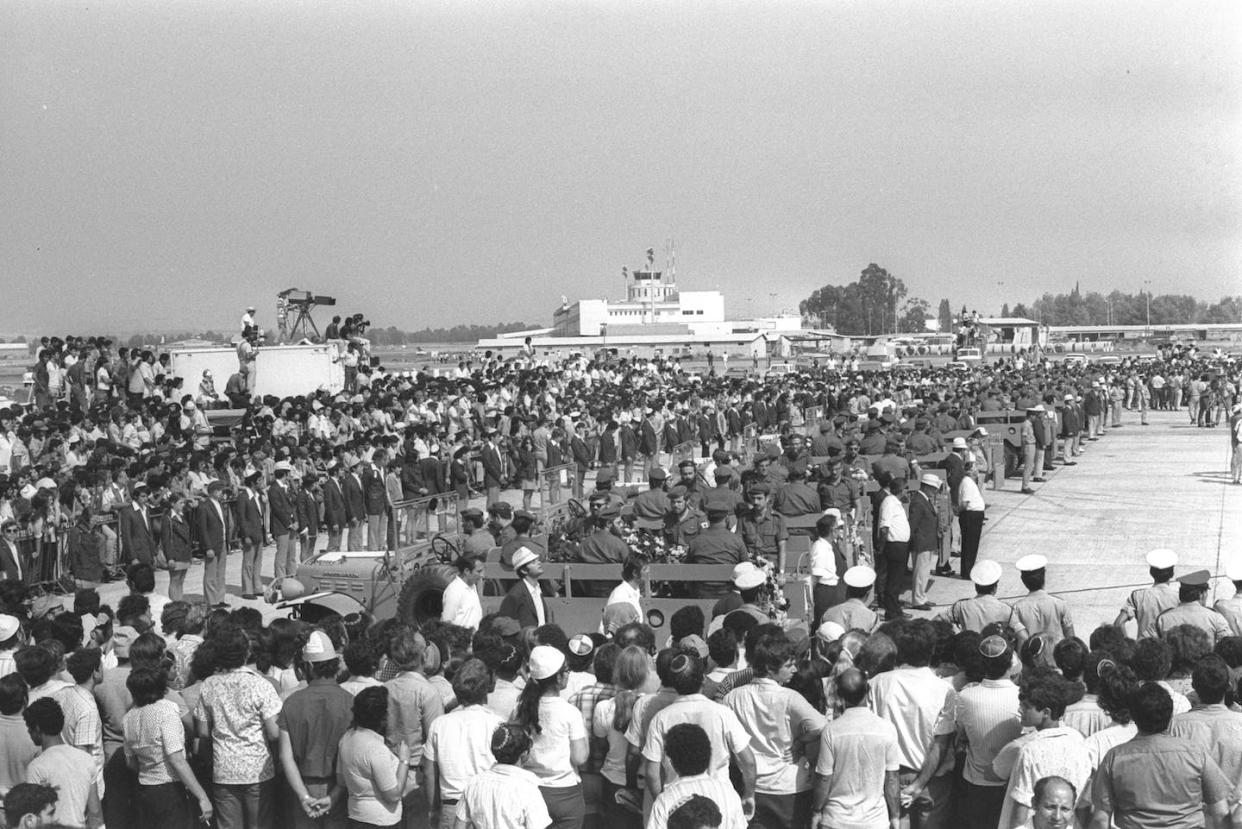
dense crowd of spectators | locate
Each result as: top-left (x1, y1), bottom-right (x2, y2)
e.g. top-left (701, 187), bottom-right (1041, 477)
top-left (0, 331), bottom-right (1238, 829)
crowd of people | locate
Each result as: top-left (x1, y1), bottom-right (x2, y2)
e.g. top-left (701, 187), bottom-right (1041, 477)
top-left (0, 327), bottom-right (1239, 829)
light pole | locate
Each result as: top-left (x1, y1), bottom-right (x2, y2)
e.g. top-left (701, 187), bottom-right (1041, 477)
top-left (1143, 280), bottom-right (1152, 333)
top-left (1105, 297), bottom-right (1112, 326)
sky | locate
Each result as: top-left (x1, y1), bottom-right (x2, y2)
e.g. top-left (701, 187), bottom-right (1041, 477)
top-left (2, 0), bottom-right (1240, 335)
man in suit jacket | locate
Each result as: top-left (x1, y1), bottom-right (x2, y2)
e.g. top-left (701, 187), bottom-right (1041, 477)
top-left (363, 450), bottom-right (389, 551)
top-left (496, 547), bottom-right (553, 629)
top-left (908, 474), bottom-right (942, 611)
top-left (343, 459), bottom-right (367, 551)
top-left (296, 474), bottom-right (321, 564)
top-left (198, 481), bottom-right (230, 606)
top-left (0, 520), bottom-right (27, 583)
top-left (481, 430), bottom-right (505, 506)
top-left (235, 471), bottom-right (266, 598)
top-left (120, 483), bottom-right (157, 566)
top-left (322, 462), bottom-right (348, 552)
top-left (570, 425), bottom-right (591, 499)
top-left (638, 413), bottom-right (659, 479)
top-left (269, 461), bottom-right (298, 581)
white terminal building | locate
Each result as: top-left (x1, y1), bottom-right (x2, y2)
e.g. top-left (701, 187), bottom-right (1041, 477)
top-left (478, 253), bottom-right (805, 357)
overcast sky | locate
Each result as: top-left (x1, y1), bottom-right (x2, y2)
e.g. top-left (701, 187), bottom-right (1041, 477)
top-left (2, 0), bottom-right (1239, 335)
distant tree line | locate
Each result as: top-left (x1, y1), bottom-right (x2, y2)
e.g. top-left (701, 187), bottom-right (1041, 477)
top-left (1005, 285), bottom-right (1242, 327)
top-left (802, 269), bottom-right (1242, 336)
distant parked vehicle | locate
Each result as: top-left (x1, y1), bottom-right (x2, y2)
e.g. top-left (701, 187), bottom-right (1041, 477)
top-left (956, 347), bottom-right (983, 363)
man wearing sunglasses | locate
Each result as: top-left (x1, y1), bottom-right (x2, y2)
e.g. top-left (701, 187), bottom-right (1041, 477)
top-left (0, 520), bottom-right (25, 583)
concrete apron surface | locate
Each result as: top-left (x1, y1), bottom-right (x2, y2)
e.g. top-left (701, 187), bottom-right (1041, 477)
top-left (923, 408), bottom-right (1242, 636)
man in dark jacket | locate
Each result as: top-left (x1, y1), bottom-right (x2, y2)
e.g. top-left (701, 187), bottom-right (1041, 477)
top-left (322, 461), bottom-right (348, 552)
top-left (120, 483), bottom-right (157, 567)
top-left (198, 481), bottom-right (230, 606)
top-left (236, 471), bottom-right (266, 598)
top-left (296, 474), bottom-right (320, 564)
top-left (497, 547), bottom-right (553, 628)
top-left (269, 460), bottom-right (298, 581)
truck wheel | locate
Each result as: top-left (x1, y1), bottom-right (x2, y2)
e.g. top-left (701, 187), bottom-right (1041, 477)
top-left (396, 564), bottom-right (457, 626)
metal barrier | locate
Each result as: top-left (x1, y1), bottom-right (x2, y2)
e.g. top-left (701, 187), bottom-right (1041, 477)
top-left (392, 494), bottom-right (463, 546)
top-left (538, 463), bottom-right (579, 508)
top-left (670, 440), bottom-right (699, 466)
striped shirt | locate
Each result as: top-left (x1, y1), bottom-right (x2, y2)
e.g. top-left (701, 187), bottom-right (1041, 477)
top-left (648, 772), bottom-right (747, 829)
top-left (935, 678), bottom-right (1022, 786)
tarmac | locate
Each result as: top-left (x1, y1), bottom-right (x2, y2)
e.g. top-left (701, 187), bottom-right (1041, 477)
top-left (94, 407), bottom-right (1241, 634)
top-left (920, 408), bottom-right (1242, 635)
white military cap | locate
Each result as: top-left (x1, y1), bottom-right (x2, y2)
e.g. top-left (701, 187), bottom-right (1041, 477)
top-left (1145, 548), bottom-right (1178, 569)
top-left (971, 560), bottom-right (1003, 586)
top-left (1015, 554), bottom-right (1047, 572)
top-left (843, 565), bottom-right (876, 589)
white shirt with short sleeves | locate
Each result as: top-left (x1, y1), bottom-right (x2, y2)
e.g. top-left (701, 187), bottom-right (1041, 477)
top-left (423, 704), bottom-right (503, 801)
top-left (877, 494), bottom-right (910, 543)
top-left (521, 696), bottom-right (587, 788)
top-left (642, 694), bottom-right (751, 783)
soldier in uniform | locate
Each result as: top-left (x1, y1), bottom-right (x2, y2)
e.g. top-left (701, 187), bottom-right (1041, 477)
top-left (821, 565), bottom-right (879, 632)
top-left (1154, 569), bottom-right (1231, 644)
top-left (1115, 548), bottom-right (1180, 639)
top-left (810, 420), bottom-right (844, 458)
top-left (1213, 558), bottom-right (1242, 637)
top-left (772, 463), bottom-right (820, 518)
top-left (499, 509), bottom-right (545, 570)
top-left (686, 489), bottom-right (750, 597)
top-left (676, 459), bottom-right (705, 511)
top-left (631, 468), bottom-right (671, 525)
top-left (488, 502), bottom-right (517, 547)
top-left (940, 560), bottom-right (1028, 639)
top-left (1012, 554), bottom-right (1074, 666)
top-left (588, 467), bottom-right (628, 512)
top-left (816, 457), bottom-right (856, 515)
top-left (578, 504), bottom-right (629, 565)
top-left (664, 484), bottom-right (706, 549)
top-left (738, 483), bottom-right (788, 572)
top-left (460, 508), bottom-right (494, 557)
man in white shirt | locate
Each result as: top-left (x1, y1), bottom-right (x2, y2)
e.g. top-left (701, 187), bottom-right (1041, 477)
top-left (812, 669), bottom-right (899, 829)
top-left (866, 620), bottom-right (956, 828)
top-left (957, 464), bottom-right (987, 580)
top-left (992, 672), bottom-right (1091, 829)
top-left (876, 478), bottom-right (911, 622)
top-left (423, 660), bottom-right (503, 829)
top-left (441, 555), bottom-right (485, 631)
top-left (649, 723), bottom-right (748, 829)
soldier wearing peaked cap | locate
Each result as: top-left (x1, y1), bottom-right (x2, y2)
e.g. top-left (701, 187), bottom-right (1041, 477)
top-left (1154, 569), bottom-right (1231, 644)
top-left (686, 489), bottom-right (750, 597)
top-left (939, 560), bottom-right (1028, 640)
top-left (819, 565), bottom-right (879, 632)
top-left (1010, 554), bottom-right (1074, 666)
top-left (738, 482), bottom-right (788, 572)
top-left (1115, 548), bottom-right (1181, 639)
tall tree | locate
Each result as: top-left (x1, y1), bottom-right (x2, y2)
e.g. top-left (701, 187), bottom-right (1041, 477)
top-left (800, 264), bottom-right (906, 335)
top-left (937, 298), bottom-right (953, 332)
top-left (898, 297), bottom-right (931, 333)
